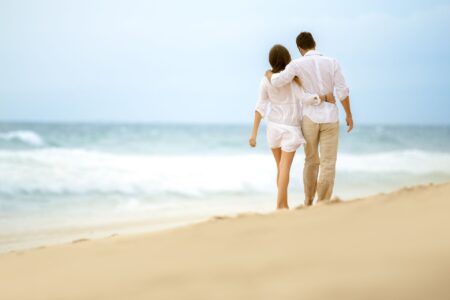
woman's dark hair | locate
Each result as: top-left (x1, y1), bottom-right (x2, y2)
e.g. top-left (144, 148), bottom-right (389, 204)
top-left (269, 44), bottom-right (291, 73)
top-left (296, 32), bottom-right (316, 50)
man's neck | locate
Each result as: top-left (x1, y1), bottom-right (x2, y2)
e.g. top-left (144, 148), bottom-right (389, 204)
top-left (301, 48), bottom-right (315, 56)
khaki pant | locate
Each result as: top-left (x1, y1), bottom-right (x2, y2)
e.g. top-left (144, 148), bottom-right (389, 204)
top-left (301, 116), bottom-right (339, 204)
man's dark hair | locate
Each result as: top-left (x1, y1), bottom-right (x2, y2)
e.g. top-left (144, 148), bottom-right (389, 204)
top-left (296, 32), bottom-right (316, 50)
top-left (268, 44), bottom-right (291, 73)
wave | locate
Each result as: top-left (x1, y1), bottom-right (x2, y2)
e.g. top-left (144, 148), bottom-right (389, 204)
top-left (0, 130), bottom-right (45, 146)
top-left (337, 150), bottom-right (450, 174)
top-left (0, 148), bottom-right (449, 197)
top-left (0, 149), bottom-right (275, 197)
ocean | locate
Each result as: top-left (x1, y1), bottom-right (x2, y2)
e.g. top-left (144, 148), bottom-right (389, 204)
top-left (1, 122), bottom-right (450, 253)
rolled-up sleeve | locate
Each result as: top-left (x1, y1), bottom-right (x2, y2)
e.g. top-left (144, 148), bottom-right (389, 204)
top-left (333, 60), bottom-right (350, 101)
top-left (255, 79), bottom-right (270, 117)
top-left (271, 62), bottom-right (297, 88)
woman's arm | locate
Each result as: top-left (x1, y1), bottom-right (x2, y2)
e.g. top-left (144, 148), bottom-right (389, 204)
top-left (250, 79), bottom-right (269, 147)
top-left (294, 78), bottom-right (335, 105)
top-left (319, 93), bottom-right (336, 104)
top-left (304, 93), bottom-right (335, 105)
top-left (249, 111), bottom-right (263, 147)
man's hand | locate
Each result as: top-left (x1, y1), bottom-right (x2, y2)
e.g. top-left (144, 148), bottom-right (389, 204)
top-left (346, 115), bottom-right (353, 132)
top-left (340, 96), bottom-right (353, 132)
top-left (249, 136), bottom-right (256, 147)
top-left (265, 70), bottom-right (273, 81)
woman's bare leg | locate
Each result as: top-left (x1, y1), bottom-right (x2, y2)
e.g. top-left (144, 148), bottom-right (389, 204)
top-left (277, 151), bottom-right (296, 209)
top-left (271, 148), bottom-right (282, 186)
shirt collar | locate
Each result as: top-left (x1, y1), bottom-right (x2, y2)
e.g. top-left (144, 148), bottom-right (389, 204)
top-left (304, 50), bottom-right (322, 56)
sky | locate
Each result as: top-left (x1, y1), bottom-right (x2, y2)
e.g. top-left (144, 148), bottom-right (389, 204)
top-left (0, 0), bottom-right (449, 124)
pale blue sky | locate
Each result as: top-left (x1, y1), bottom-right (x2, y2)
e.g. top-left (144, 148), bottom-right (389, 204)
top-left (1, 0), bottom-right (449, 124)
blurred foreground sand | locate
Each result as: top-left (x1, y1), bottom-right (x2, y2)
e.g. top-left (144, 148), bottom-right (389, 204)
top-left (1, 182), bottom-right (449, 300)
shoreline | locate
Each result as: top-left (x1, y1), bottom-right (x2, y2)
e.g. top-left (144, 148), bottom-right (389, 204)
top-left (1, 182), bottom-right (450, 299)
top-left (0, 213), bottom-right (213, 256)
top-left (0, 192), bottom-right (280, 256)
top-left (0, 188), bottom-right (396, 256)
top-left (0, 183), bottom-right (445, 256)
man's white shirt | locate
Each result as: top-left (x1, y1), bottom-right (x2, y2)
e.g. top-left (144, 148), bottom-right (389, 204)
top-left (271, 50), bottom-right (349, 124)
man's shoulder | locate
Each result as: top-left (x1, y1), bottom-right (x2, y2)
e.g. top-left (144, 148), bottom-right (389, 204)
top-left (297, 54), bottom-right (337, 62)
top-left (291, 56), bottom-right (331, 65)
top-left (288, 57), bottom-right (308, 70)
top-left (302, 55), bottom-right (339, 72)
top-left (292, 57), bottom-right (307, 64)
top-left (320, 54), bottom-right (338, 63)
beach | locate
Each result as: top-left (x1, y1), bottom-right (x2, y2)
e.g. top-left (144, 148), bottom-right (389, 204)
top-left (1, 182), bottom-right (449, 300)
top-left (1, 0), bottom-right (449, 298)
top-left (2, 123), bottom-right (450, 253)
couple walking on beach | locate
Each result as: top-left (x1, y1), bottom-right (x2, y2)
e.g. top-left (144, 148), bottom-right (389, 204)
top-left (249, 32), bottom-right (353, 209)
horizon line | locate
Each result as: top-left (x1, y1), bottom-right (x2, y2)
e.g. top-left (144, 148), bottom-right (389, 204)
top-left (1, 119), bottom-right (449, 127)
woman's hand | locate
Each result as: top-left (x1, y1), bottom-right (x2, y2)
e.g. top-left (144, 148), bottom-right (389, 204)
top-left (250, 111), bottom-right (262, 148)
top-left (325, 93), bottom-right (336, 104)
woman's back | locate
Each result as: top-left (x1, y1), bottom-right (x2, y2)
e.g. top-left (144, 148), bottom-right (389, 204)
top-left (256, 77), bottom-right (304, 126)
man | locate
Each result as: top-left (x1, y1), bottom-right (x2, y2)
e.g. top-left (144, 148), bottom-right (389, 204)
top-left (266, 32), bottom-right (353, 206)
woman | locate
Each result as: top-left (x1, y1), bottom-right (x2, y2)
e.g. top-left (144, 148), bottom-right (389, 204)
top-left (249, 44), bottom-right (335, 209)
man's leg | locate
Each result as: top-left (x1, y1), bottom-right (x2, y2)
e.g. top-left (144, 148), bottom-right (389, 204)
top-left (317, 121), bottom-right (339, 201)
top-left (302, 117), bottom-right (320, 206)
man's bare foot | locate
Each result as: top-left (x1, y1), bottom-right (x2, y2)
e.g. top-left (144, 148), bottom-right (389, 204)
top-left (304, 199), bottom-right (314, 206)
top-left (317, 198), bottom-right (330, 204)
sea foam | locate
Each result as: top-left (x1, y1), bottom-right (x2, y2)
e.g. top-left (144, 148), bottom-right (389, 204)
top-left (0, 130), bottom-right (45, 146)
top-left (0, 148), bottom-right (449, 198)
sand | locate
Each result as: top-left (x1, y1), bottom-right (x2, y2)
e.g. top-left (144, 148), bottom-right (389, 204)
top-left (1, 182), bottom-right (449, 300)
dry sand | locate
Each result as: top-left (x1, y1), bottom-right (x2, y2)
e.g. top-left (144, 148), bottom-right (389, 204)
top-left (1, 182), bottom-right (449, 300)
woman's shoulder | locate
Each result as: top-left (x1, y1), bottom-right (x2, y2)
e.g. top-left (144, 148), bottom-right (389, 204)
top-left (260, 75), bottom-right (270, 85)
top-left (260, 74), bottom-right (296, 94)
top-left (259, 76), bottom-right (273, 92)
top-left (260, 75), bottom-right (288, 89)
